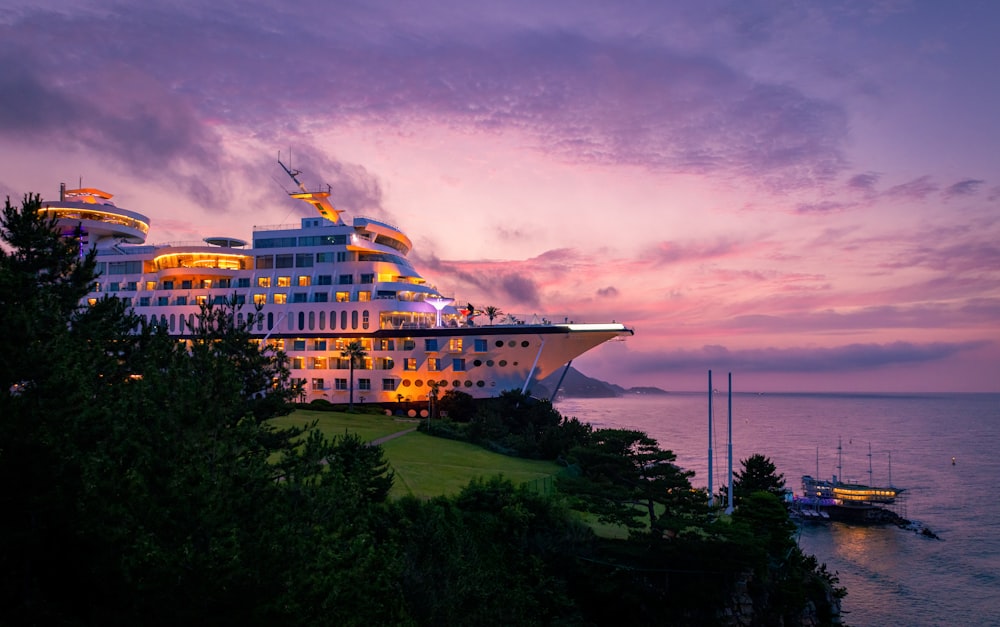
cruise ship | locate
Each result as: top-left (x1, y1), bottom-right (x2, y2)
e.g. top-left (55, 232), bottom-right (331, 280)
top-left (42, 162), bottom-right (633, 405)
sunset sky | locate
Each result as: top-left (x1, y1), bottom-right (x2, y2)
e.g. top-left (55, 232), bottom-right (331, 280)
top-left (2, 1), bottom-right (997, 393)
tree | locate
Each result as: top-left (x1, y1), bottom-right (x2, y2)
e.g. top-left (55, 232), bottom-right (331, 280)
top-left (483, 305), bottom-right (502, 325)
top-left (731, 453), bottom-right (786, 505)
top-left (0, 193), bottom-right (400, 624)
top-left (558, 428), bottom-right (701, 533)
top-left (340, 340), bottom-right (367, 410)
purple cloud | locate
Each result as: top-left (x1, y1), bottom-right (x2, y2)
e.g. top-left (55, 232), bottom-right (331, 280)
top-left (618, 341), bottom-right (990, 375)
top-left (884, 176), bottom-right (938, 200)
top-left (944, 179), bottom-right (985, 198)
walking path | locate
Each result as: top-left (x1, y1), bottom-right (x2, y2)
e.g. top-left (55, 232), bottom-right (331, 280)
top-left (368, 427), bottom-right (418, 446)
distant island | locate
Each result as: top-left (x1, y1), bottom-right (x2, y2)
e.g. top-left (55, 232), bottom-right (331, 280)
top-left (534, 366), bottom-right (668, 399)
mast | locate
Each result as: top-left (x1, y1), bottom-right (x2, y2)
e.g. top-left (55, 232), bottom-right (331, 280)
top-left (708, 370), bottom-right (714, 508)
top-left (836, 436), bottom-right (843, 485)
top-left (726, 372), bottom-right (734, 515)
top-left (868, 442), bottom-right (874, 486)
top-left (278, 155), bottom-right (343, 223)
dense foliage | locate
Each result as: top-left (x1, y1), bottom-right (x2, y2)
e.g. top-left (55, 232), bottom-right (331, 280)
top-left (1, 193), bottom-right (843, 625)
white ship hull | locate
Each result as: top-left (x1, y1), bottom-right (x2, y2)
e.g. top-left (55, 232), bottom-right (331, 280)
top-left (43, 169), bottom-right (633, 404)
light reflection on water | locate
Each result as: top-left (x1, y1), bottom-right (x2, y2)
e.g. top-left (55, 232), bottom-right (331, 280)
top-left (555, 392), bottom-right (1000, 627)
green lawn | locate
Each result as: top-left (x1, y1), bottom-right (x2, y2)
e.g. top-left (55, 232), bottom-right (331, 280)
top-left (270, 409), bottom-right (416, 443)
top-left (380, 432), bottom-right (561, 499)
top-left (270, 409), bottom-right (562, 499)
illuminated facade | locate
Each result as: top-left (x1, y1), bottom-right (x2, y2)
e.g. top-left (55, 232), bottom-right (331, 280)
top-left (45, 168), bottom-right (632, 404)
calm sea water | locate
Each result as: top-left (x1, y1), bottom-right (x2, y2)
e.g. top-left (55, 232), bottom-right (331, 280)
top-left (554, 392), bottom-right (1000, 627)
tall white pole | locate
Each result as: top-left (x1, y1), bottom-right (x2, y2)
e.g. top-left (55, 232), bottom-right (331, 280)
top-left (708, 370), bottom-right (714, 507)
top-left (726, 372), bottom-right (734, 514)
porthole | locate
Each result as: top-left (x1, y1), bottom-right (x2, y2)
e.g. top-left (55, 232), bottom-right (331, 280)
top-left (439, 379), bottom-right (447, 387)
top-left (513, 361), bottom-right (518, 366)
top-left (521, 340), bottom-right (529, 347)
top-left (495, 340), bottom-right (504, 347)
top-left (473, 359), bottom-right (482, 367)
top-left (464, 380), bottom-right (473, 387)
top-left (476, 380), bottom-right (485, 387)
top-left (498, 360), bottom-right (507, 367)
top-left (508, 340), bottom-right (515, 347)
top-left (453, 380), bottom-right (462, 387)
top-left (414, 379), bottom-right (423, 387)
top-left (486, 360), bottom-right (494, 367)
top-left (402, 379), bottom-right (411, 387)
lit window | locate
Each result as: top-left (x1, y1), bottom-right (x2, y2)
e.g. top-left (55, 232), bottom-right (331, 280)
top-left (277, 276), bottom-right (291, 287)
top-left (273, 293), bottom-right (287, 304)
top-left (253, 294), bottom-right (267, 305)
top-left (404, 358), bottom-right (416, 371)
top-left (297, 275), bottom-right (311, 286)
top-left (427, 358), bottom-right (440, 372)
top-left (311, 378), bottom-right (325, 390)
top-left (257, 277), bottom-right (271, 288)
top-left (449, 338), bottom-right (463, 351)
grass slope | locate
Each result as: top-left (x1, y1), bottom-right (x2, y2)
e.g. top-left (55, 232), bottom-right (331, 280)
top-left (272, 409), bottom-right (561, 499)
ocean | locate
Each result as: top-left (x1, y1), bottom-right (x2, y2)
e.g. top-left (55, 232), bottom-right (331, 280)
top-left (554, 392), bottom-right (1000, 627)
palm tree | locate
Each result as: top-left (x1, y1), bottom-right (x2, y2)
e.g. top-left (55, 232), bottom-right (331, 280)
top-left (483, 305), bottom-right (502, 326)
top-left (340, 340), bottom-right (368, 411)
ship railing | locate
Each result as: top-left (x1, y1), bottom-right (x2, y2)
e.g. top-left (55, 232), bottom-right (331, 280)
top-left (252, 223), bottom-right (302, 232)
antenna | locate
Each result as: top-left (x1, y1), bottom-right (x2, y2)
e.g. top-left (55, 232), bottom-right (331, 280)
top-left (708, 370), bottom-right (714, 508)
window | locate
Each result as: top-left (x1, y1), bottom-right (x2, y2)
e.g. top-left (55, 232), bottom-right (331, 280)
top-left (453, 358), bottom-right (466, 372)
top-left (292, 357), bottom-right (304, 369)
top-left (258, 277), bottom-right (271, 288)
top-left (256, 237), bottom-right (296, 248)
top-left (275, 254), bottom-right (294, 268)
top-left (362, 310), bottom-right (370, 329)
top-left (313, 340), bottom-right (327, 350)
top-left (425, 339), bottom-right (439, 351)
top-left (338, 274), bottom-right (353, 285)
top-left (256, 256), bottom-right (274, 269)
top-left (360, 273), bottom-right (374, 284)
top-left (313, 292), bottom-right (328, 302)
top-left (335, 378), bottom-right (348, 390)
top-left (336, 252), bottom-right (348, 262)
top-left (273, 293), bottom-right (287, 304)
top-left (139, 297), bottom-right (151, 307)
top-left (157, 296), bottom-right (169, 306)
top-left (163, 281), bottom-right (174, 290)
top-left (316, 252), bottom-right (334, 263)
top-left (311, 378), bottom-right (325, 390)
top-left (402, 339), bottom-right (415, 350)
top-left (427, 358), bottom-right (440, 372)
top-left (358, 291), bottom-right (371, 302)
top-left (293, 293), bottom-right (308, 303)
top-left (109, 282), bottom-right (120, 292)
top-left (254, 294), bottom-right (267, 305)
top-left (382, 378), bottom-right (396, 391)
top-left (358, 379), bottom-right (371, 391)
top-left (181, 280), bottom-right (192, 289)
top-left (297, 275), bottom-right (311, 286)
top-left (351, 310), bottom-right (358, 330)
top-left (311, 357), bottom-right (326, 369)
top-left (293, 340), bottom-right (306, 351)
top-left (107, 260), bottom-right (141, 274)
top-left (277, 276), bottom-right (291, 287)
top-left (234, 294), bottom-right (246, 305)
top-left (201, 279), bottom-right (212, 289)
top-left (237, 278), bottom-right (250, 288)
top-left (403, 358), bottom-right (416, 371)
top-left (295, 253), bottom-right (314, 268)
top-left (175, 296), bottom-right (187, 305)
top-left (449, 338), bottom-right (463, 351)
top-left (317, 274), bottom-right (332, 285)
top-left (336, 291), bottom-right (351, 302)
top-left (125, 281), bottom-right (137, 291)
top-left (376, 339), bottom-right (395, 351)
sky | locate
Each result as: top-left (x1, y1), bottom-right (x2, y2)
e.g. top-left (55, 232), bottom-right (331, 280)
top-left (1, 0), bottom-right (998, 393)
